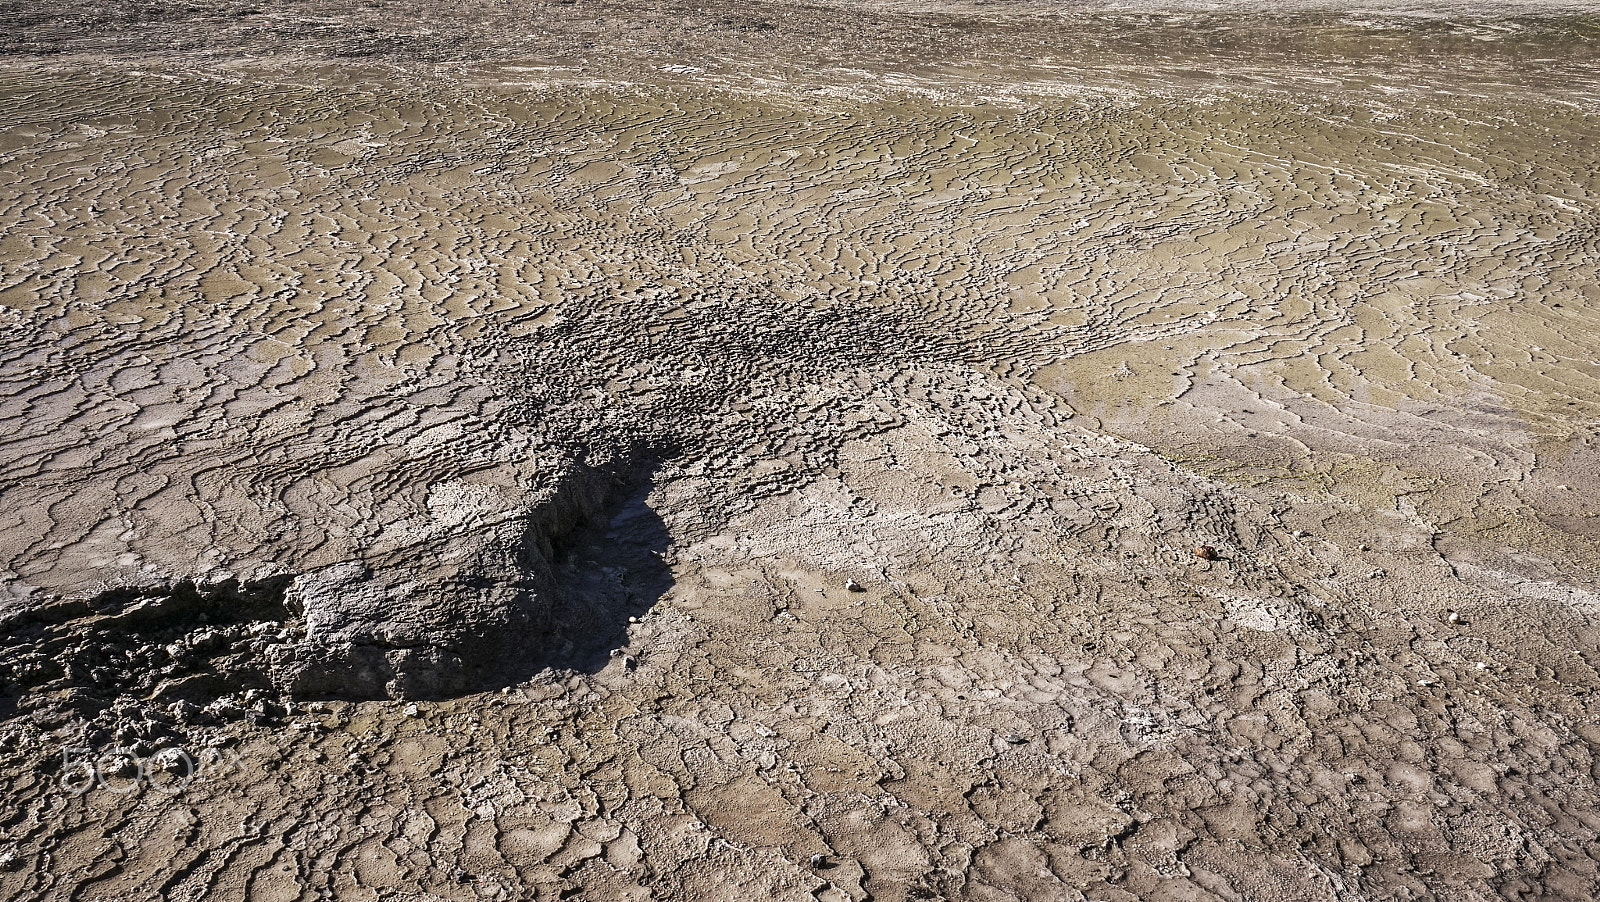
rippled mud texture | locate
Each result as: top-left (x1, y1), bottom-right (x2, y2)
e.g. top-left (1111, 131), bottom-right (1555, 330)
top-left (3, 3), bottom-right (1600, 901)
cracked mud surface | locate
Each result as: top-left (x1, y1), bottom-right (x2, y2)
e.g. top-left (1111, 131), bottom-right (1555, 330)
top-left (2, 1), bottom-right (1600, 899)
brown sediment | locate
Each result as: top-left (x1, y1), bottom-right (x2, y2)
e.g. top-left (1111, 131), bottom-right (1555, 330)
top-left (2, 2), bottom-right (1599, 900)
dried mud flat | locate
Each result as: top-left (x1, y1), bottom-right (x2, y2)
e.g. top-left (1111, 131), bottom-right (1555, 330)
top-left (2, 2), bottom-right (1600, 900)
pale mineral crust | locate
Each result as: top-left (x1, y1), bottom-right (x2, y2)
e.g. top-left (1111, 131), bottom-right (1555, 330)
top-left (0, 2), bottom-right (1598, 900)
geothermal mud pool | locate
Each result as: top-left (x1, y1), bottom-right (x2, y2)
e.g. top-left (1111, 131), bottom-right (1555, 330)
top-left (1, 2), bottom-right (1599, 900)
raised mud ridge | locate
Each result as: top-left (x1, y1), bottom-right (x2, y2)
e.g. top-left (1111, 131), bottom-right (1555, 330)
top-left (269, 447), bottom-right (668, 699)
top-left (0, 574), bottom-right (295, 708)
top-left (4, 449), bottom-right (670, 706)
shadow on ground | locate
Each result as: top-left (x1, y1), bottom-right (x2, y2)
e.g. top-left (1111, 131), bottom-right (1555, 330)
top-left (519, 466), bottom-right (677, 677)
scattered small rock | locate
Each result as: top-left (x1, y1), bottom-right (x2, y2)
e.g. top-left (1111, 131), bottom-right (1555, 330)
top-left (809, 854), bottom-right (830, 869)
top-left (403, 703), bottom-right (419, 717)
top-left (845, 579), bottom-right (865, 593)
top-left (1192, 546), bottom-right (1217, 561)
top-left (1003, 733), bottom-right (1029, 745)
top-left (168, 700), bottom-right (201, 722)
top-left (453, 868), bottom-right (474, 883)
top-left (0, 850), bottom-right (20, 871)
top-left (153, 748), bottom-right (191, 776)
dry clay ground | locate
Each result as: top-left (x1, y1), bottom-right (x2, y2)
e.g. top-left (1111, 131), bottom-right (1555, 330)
top-left (2, 3), bottom-right (1600, 900)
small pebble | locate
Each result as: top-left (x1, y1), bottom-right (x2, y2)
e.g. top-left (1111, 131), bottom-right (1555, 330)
top-left (845, 579), bottom-right (865, 593)
top-left (1192, 546), bottom-right (1217, 561)
top-left (153, 748), bottom-right (191, 775)
top-left (809, 854), bottom-right (829, 868)
top-left (1003, 733), bottom-right (1029, 745)
top-left (403, 703), bottom-right (419, 717)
